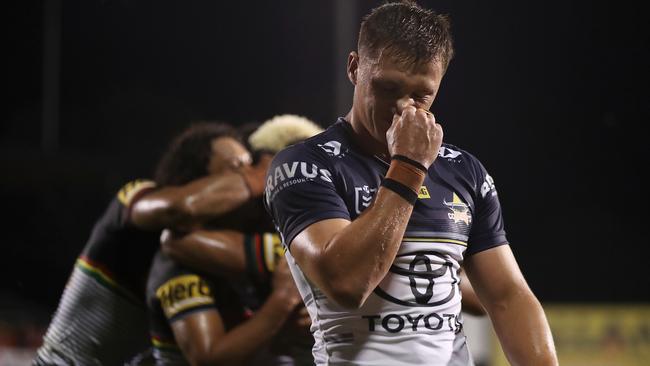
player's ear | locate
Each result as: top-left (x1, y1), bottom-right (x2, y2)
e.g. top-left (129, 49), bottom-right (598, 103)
top-left (347, 51), bottom-right (359, 85)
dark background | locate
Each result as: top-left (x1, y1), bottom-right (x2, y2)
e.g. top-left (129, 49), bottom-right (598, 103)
top-left (2, 0), bottom-right (648, 318)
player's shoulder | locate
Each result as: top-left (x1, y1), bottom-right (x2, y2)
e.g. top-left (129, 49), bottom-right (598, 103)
top-left (437, 143), bottom-right (484, 169)
top-left (147, 252), bottom-right (216, 320)
top-left (116, 179), bottom-right (156, 207)
top-left (435, 142), bottom-right (490, 183)
top-left (89, 179), bottom-right (156, 230)
top-left (273, 118), bottom-right (351, 164)
top-left (436, 143), bottom-right (499, 199)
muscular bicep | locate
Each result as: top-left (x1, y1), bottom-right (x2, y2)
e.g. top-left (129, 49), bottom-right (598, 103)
top-left (289, 218), bottom-right (350, 288)
top-left (131, 173), bottom-right (252, 231)
top-left (464, 245), bottom-right (531, 311)
top-left (170, 310), bottom-right (227, 366)
top-left (130, 187), bottom-right (187, 230)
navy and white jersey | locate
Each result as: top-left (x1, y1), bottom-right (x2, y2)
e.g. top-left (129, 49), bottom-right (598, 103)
top-left (265, 118), bottom-right (508, 365)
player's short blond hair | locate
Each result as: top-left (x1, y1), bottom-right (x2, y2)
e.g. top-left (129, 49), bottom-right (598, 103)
top-left (248, 114), bottom-right (323, 153)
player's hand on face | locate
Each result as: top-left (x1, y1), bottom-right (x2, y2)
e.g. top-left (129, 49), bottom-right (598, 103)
top-left (271, 257), bottom-right (302, 308)
top-left (386, 106), bottom-right (443, 169)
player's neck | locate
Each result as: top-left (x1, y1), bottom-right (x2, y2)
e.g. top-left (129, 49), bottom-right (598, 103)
top-left (345, 111), bottom-right (390, 159)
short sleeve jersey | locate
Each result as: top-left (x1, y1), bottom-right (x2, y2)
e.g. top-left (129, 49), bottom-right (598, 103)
top-left (35, 180), bottom-right (159, 366)
top-left (146, 250), bottom-right (251, 365)
top-left (80, 179), bottom-right (160, 301)
top-left (265, 118), bottom-right (508, 365)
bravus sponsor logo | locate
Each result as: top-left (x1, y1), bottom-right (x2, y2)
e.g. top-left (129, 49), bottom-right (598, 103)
top-left (265, 161), bottom-right (333, 198)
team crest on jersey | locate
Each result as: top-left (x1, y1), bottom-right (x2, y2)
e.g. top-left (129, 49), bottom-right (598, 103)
top-left (317, 140), bottom-right (346, 158)
top-left (354, 185), bottom-right (377, 214)
top-left (443, 193), bottom-right (472, 226)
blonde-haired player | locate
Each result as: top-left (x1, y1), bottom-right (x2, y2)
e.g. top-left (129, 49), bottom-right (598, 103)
top-left (248, 114), bottom-right (323, 154)
top-left (161, 114), bottom-right (324, 278)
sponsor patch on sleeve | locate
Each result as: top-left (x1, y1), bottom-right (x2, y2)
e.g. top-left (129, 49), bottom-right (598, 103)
top-left (264, 160), bottom-right (333, 204)
top-left (117, 179), bottom-right (156, 206)
top-left (155, 275), bottom-right (214, 320)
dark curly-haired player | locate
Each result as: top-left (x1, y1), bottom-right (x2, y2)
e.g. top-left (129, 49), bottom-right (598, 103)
top-left (146, 115), bottom-right (323, 366)
top-left (34, 122), bottom-right (264, 365)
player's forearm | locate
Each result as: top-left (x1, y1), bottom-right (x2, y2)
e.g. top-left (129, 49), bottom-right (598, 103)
top-left (131, 173), bottom-right (250, 230)
top-left (316, 188), bottom-right (414, 308)
top-left (459, 272), bottom-right (486, 316)
top-left (200, 293), bottom-right (297, 366)
top-left (180, 173), bottom-right (251, 221)
top-left (488, 291), bottom-right (558, 365)
top-left (161, 230), bottom-right (246, 280)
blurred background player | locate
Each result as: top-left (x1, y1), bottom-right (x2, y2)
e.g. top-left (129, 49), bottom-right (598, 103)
top-left (147, 238), bottom-right (303, 366)
top-left (147, 114), bottom-right (323, 365)
top-left (33, 122), bottom-right (265, 366)
top-left (160, 115), bottom-right (324, 285)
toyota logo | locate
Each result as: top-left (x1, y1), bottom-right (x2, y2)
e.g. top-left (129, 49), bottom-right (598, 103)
top-left (374, 251), bottom-right (458, 307)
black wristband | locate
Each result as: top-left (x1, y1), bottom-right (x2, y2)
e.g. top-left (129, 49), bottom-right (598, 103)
top-left (381, 178), bottom-right (418, 205)
top-left (391, 155), bottom-right (428, 173)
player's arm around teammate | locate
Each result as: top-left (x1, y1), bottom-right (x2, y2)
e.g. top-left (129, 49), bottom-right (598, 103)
top-left (167, 258), bottom-right (303, 366)
top-left (130, 156), bottom-right (269, 231)
top-left (160, 229), bottom-right (248, 280)
top-left (157, 115), bottom-right (325, 284)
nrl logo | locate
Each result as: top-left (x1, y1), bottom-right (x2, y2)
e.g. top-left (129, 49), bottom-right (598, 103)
top-left (354, 185), bottom-right (377, 214)
top-left (443, 193), bottom-right (472, 226)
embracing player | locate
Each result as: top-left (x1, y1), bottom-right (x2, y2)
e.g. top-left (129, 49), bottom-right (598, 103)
top-left (34, 122), bottom-right (262, 365)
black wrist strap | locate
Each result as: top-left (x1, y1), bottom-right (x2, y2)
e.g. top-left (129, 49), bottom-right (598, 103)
top-left (392, 155), bottom-right (428, 173)
top-left (381, 178), bottom-right (418, 205)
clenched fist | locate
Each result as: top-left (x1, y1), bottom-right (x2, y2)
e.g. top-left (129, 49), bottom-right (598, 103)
top-left (386, 106), bottom-right (443, 169)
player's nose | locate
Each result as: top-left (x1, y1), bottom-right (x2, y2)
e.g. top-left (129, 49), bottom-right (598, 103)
top-left (395, 96), bottom-right (416, 115)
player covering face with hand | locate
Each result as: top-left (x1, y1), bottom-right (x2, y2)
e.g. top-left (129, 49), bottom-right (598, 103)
top-left (264, 1), bottom-right (557, 365)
